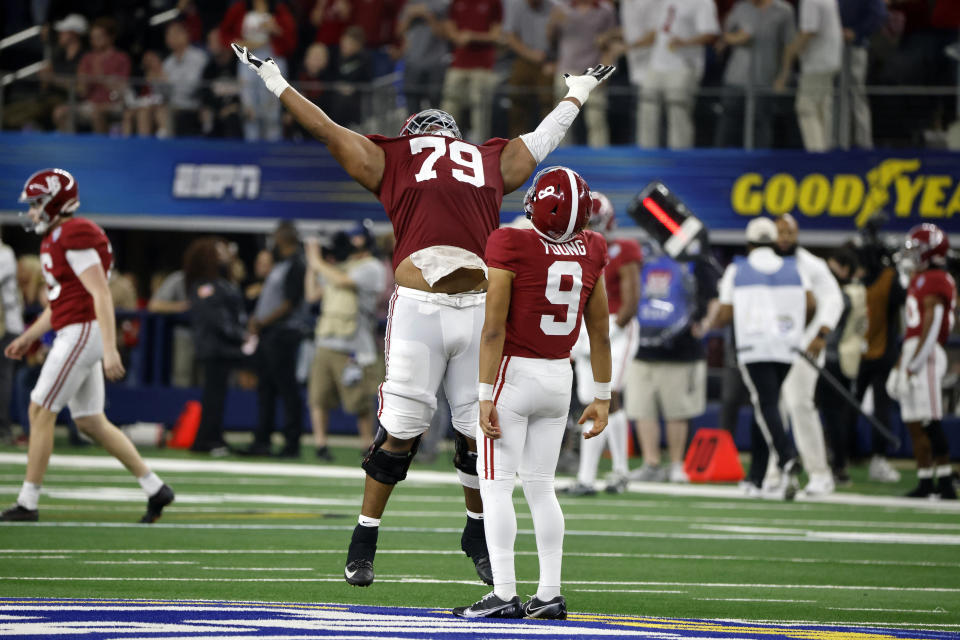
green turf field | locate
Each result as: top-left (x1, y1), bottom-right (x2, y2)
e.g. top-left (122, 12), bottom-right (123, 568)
top-left (0, 438), bottom-right (958, 635)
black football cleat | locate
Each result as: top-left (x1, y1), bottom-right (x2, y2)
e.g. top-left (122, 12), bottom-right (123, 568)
top-left (1, 504), bottom-right (39, 522)
top-left (139, 484), bottom-right (175, 523)
top-left (453, 592), bottom-right (523, 619)
top-left (906, 479), bottom-right (935, 498)
top-left (781, 458), bottom-right (802, 502)
top-left (461, 517), bottom-right (494, 585)
top-left (344, 558), bottom-right (374, 586)
top-left (522, 595), bottom-right (567, 620)
top-left (937, 478), bottom-right (957, 500)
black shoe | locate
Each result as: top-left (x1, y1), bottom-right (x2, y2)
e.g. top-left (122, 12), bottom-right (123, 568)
top-left (139, 484), bottom-right (174, 523)
top-left (522, 595), bottom-right (567, 620)
top-left (345, 524), bottom-right (378, 586)
top-left (1, 504), bottom-right (38, 522)
top-left (906, 479), bottom-right (935, 498)
top-left (275, 447), bottom-right (301, 459)
top-left (781, 458), bottom-right (802, 501)
top-left (238, 443), bottom-right (272, 456)
top-left (937, 477), bottom-right (957, 500)
top-left (833, 468), bottom-right (852, 488)
top-left (315, 446), bottom-right (334, 462)
top-left (461, 517), bottom-right (494, 585)
top-left (452, 592), bottom-right (523, 618)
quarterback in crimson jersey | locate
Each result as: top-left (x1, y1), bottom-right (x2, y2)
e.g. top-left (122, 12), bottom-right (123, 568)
top-left (232, 42), bottom-right (616, 587)
top-left (887, 223), bottom-right (958, 499)
top-left (452, 167), bottom-right (612, 620)
top-left (567, 192), bottom-right (642, 496)
top-left (1, 169), bottom-right (174, 524)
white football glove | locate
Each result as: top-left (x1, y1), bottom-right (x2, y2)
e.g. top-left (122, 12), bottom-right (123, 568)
top-left (232, 43), bottom-right (289, 98)
top-left (562, 65), bottom-right (616, 105)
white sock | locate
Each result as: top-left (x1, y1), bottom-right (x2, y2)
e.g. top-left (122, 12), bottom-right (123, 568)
top-left (521, 478), bottom-right (563, 601)
top-left (607, 410), bottom-right (629, 475)
top-left (466, 509), bottom-right (484, 520)
top-left (935, 465), bottom-right (953, 479)
top-left (918, 467), bottom-right (934, 479)
top-left (137, 472), bottom-right (164, 497)
top-left (479, 476), bottom-right (517, 600)
top-left (358, 515), bottom-right (381, 527)
top-left (17, 481), bottom-right (41, 510)
top-left (576, 420), bottom-right (606, 485)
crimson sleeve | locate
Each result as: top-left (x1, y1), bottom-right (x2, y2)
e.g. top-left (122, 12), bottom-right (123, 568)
top-left (271, 4), bottom-right (298, 58)
top-left (485, 228), bottom-right (517, 272)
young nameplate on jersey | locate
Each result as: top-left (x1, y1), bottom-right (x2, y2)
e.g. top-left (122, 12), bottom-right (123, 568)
top-left (1, 168), bottom-right (173, 524)
top-left (886, 223), bottom-right (957, 500)
top-left (232, 44), bottom-right (616, 588)
top-left (453, 166), bottom-right (612, 620)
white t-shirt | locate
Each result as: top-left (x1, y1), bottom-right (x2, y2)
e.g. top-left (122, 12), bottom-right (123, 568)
top-left (797, 0), bottom-right (842, 74)
top-left (621, 0), bottom-right (663, 85)
top-left (0, 245), bottom-right (23, 335)
top-left (648, 0), bottom-right (719, 78)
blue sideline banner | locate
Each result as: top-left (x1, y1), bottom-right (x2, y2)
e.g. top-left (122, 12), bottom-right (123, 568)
top-left (0, 133), bottom-right (957, 233)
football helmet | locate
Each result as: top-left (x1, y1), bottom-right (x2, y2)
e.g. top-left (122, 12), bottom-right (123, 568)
top-left (523, 166), bottom-right (591, 244)
top-left (588, 190), bottom-right (615, 233)
top-left (19, 168), bottom-right (80, 234)
top-left (400, 109), bottom-right (461, 139)
top-left (903, 223), bottom-right (948, 269)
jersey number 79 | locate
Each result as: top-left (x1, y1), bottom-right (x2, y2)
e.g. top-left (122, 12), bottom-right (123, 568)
top-left (410, 137), bottom-right (485, 188)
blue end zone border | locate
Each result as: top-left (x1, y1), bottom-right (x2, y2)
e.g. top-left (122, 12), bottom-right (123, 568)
top-left (0, 598), bottom-right (953, 639)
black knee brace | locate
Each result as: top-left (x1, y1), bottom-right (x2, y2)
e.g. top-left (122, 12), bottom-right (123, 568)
top-left (926, 420), bottom-right (949, 458)
top-left (361, 427), bottom-right (422, 485)
top-left (453, 432), bottom-right (478, 476)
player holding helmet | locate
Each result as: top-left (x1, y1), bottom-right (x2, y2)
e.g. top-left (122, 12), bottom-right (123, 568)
top-left (1, 169), bottom-right (174, 523)
top-left (452, 167), bottom-right (611, 619)
top-left (565, 191), bottom-right (641, 496)
top-left (887, 223), bottom-right (957, 499)
top-left (231, 45), bottom-right (615, 586)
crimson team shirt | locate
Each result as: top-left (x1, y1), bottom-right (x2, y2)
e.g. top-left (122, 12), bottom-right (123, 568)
top-left (367, 133), bottom-right (509, 271)
top-left (449, 0), bottom-right (503, 69)
top-left (486, 228), bottom-right (608, 359)
top-left (604, 238), bottom-right (643, 314)
top-left (904, 268), bottom-right (957, 346)
top-left (40, 218), bottom-right (113, 330)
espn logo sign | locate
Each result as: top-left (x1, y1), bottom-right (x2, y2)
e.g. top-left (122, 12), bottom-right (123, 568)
top-left (173, 164), bottom-right (260, 199)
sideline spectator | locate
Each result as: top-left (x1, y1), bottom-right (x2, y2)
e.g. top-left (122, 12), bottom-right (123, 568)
top-left (441, 0), bottom-right (502, 143)
top-left (712, 217), bottom-right (812, 500)
top-left (220, 0), bottom-right (298, 141)
top-left (0, 237), bottom-right (23, 445)
top-left (549, 0), bottom-right (618, 147)
top-left (73, 17), bottom-right (132, 134)
top-left (147, 269), bottom-right (193, 388)
top-left (163, 21), bottom-right (209, 136)
top-left (304, 222), bottom-right (387, 461)
top-left (839, 0), bottom-right (887, 149)
top-left (201, 28), bottom-right (243, 138)
top-left (397, 0), bottom-right (450, 114)
top-left (715, 0), bottom-right (796, 148)
top-left (625, 248), bottom-right (719, 483)
top-left (245, 249), bottom-right (274, 311)
top-left (242, 221), bottom-right (308, 458)
top-left (185, 237), bottom-right (248, 457)
top-left (17, 256), bottom-right (47, 310)
top-left (619, 0), bottom-right (661, 146)
top-left (637, 0), bottom-right (719, 149)
top-left (774, 0), bottom-right (843, 151)
top-left (504, 0), bottom-right (555, 139)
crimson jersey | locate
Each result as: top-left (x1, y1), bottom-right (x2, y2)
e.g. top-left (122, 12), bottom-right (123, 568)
top-left (486, 228), bottom-right (608, 359)
top-left (367, 134), bottom-right (510, 271)
top-left (40, 217), bottom-right (113, 331)
top-left (604, 238), bottom-right (643, 314)
top-left (905, 268), bottom-right (957, 345)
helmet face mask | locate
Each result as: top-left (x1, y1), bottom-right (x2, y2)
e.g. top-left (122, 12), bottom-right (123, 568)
top-left (902, 223), bottom-right (948, 272)
top-left (19, 168), bottom-right (79, 234)
top-left (522, 165), bottom-right (591, 244)
top-left (400, 109), bottom-right (462, 139)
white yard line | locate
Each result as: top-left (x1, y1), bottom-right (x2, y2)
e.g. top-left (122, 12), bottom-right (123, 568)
top-left (827, 607), bottom-right (948, 614)
top-left (694, 598), bottom-right (817, 603)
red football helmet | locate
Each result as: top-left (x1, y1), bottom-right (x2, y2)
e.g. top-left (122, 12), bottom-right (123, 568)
top-left (903, 223), bottom-right (949, 268)
top-left (19, 168), bottom-right (80, 234)
top-left (588, 190), bottom-right (615, 233)
top-left (523, 166), bottom-right (591, 244)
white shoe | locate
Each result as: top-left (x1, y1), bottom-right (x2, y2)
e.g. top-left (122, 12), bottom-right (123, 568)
top-left (739, 480), bottom-right (762, 497)
top-left (630, 464), bottom-right (667, 482)
top-left (869, 456), bottom-right (901, 483)
top-left (801, 474), bottom-right (835, 496)
top-left (669, 462), bottom-right (689, 483)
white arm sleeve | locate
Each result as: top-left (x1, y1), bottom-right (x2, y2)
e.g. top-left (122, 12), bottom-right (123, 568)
top-left (519, 101), bottom-right (580, 164)
top-left (802, 250), bottom-right (843, 333)
top-left (65, 248), bottom-right (102, 276)
top-left (907, 304), bottom-right (943, 374)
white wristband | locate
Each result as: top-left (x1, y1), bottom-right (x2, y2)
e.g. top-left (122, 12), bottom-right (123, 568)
top-left (594, 381), bottom-right (611, 401)
top-left (264, 74), bottom-right (290, 99)
top-left (478, 383), bottom-right (494, 402)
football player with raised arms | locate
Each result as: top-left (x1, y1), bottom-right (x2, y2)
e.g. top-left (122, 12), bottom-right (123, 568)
top-left (1, 169), bottom-right (174, 523)
top-left (452, 167), bottom-right (612, 619)
top-left (232, 44), bottom-right (615, 586)
top-left (566, 191), bottom-right (641, 496)
top-left (887, 223), bottom-right (957, 499)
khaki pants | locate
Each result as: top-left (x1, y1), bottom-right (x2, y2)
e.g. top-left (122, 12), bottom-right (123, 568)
top-left (796, 71), bottom-right (837, 152)
top-left (554, 75), bottom-right (609, 148)
top-left (507, 58), bottom-right (553, 139)
top-left (441, 67), bottom-right (497, 142)
top-left (638, 67), bottom-right (698, 149)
